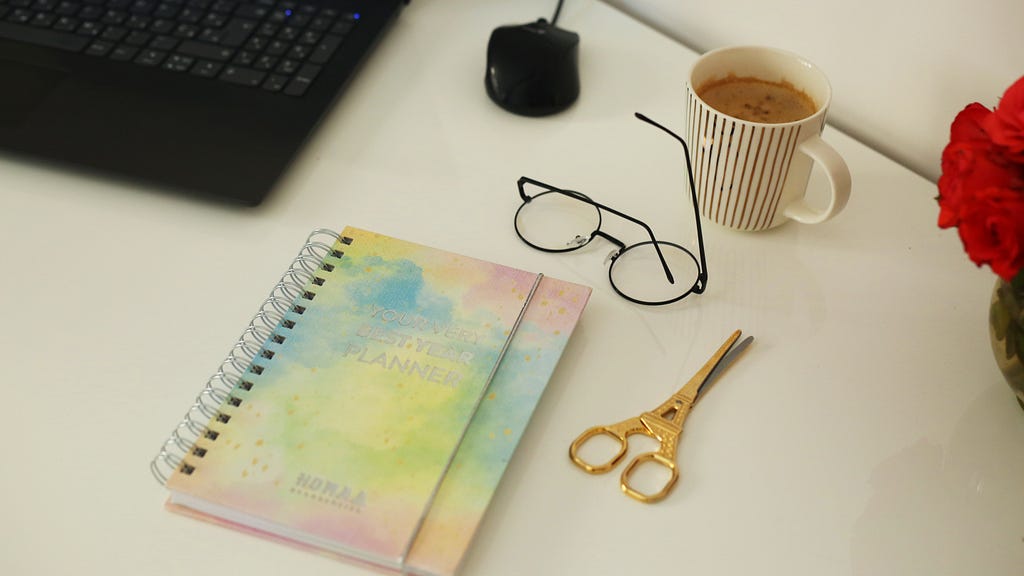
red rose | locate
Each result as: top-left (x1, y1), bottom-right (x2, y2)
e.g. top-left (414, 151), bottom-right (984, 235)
top-left (984, 76), bottom-right (1024, 162)
top-left (954, 185), bottom-right (1024, 281)
top-left (937, 104), bottom-right (1020, 227)
top-left (950, 102), bottom-right (994, 143)
top-left (937, 85), bottom-right (1024, 281)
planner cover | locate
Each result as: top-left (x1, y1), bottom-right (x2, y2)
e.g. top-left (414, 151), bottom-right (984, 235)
top-left (152, 227), bottom-right (591, 575)
top-left (404, 270), bottom-right (589, 576)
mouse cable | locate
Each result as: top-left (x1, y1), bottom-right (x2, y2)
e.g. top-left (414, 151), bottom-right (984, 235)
top-left (551, 0), bottom-right (564, 26)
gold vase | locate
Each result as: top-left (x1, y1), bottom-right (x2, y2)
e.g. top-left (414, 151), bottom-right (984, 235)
top-left (989, 274), bottom-right (1024, 410)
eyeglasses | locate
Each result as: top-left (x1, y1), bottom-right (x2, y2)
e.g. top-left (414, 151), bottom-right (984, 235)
top-left (513, 113), bottom-right (707, 306)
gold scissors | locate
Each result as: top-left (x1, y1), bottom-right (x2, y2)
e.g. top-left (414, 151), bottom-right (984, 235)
top-left (569, 330), bottom-right (752, 503)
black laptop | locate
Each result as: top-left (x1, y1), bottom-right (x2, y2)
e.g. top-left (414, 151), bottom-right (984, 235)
top-left (0, 0), bottom-right (406, 205)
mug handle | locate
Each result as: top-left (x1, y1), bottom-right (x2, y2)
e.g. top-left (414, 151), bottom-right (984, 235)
top-left (782, 136), bottom-right (851, 224)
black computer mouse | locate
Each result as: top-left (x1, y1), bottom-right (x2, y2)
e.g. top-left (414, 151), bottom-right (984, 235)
top-left (485, 19), bottom-right (580, 117)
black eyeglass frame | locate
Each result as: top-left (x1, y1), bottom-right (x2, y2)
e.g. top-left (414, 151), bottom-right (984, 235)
top-left (513, 112), bottom-right (708, 306)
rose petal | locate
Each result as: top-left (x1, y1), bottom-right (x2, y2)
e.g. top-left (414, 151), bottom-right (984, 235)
top-left (949, 103), bottom-right (994, 143)
top-left (955, 185), bottom-right (1024, 281)
top-left (984, 76), bottom-right (1024, 160)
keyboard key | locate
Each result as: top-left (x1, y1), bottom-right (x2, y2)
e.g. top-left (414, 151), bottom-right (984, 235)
top-left (307, 15), bottom-right (333, 32)
top-left (330, 19), bottom-right (353, 36)
top-left (133, 47), bottom-right (165, 65)
top-left (100, 8), bottom-right (126, 24)
top-left (261, 73), bottom-right (287, 92)
top-left (256, 21), bottom-right (276, 36)
top-left (230, 49), bottom-right (253, 65)
top-left (148, 33), bottom-right (176, 50)
top-left (149, 16), bottom-right (172, 33)
top-left (150, 2), bottom-right (176, 19)
top-left (7, 7), bottom-right (32, 22)
top-left (54, 1), bottom-right (79, 15)
top-left (198, 11), bottom-right (223, 27)
top-left (29, 11), bottom-right (56, 26)
top-left (195, 26), bottom-right (221, 43)
top-left (220, 64), bottom-right (264, 87)
top-left (123, 29), bottom-right (149, 44)
top-left (252, 53), bottom-right (275, 69)
top-left (218, 15), bottom-right (253, 46)
top-left (233, 3), bottom-right (264, 19)
top-left (241, 32), bottom-right (265, 51)
top-left (78, 4), bottom-right (101, 19)
top-left (208, 0), bottom-right (234, 13)
top-left (176, 5), bottom-right (200, 23)
top-left (100, 24), bottom-right (126, 40)
top-left (124, 14), bottom-right (150, 28)
top-left (84, 38), bottom-right (113, 55)
top-left (108, 43), bottom-right (138, 60)
top-left (189, 58), bottom-right (221, 77)
top-left (296, 62), bottom-right (320, 79)
top-left (308, 33), bottom-right (341, 64)
top-left (282, 62), bottom-right (318, 96)
top-left (172, 22), bottom-right (196, 38)
top-left (273, 57), bottom-right (296, 75)
top-left (161, 53), bottom-right (192, 71)
top-left (263, 38), bottom-right (286, 55)
top-left (53, 16), bottom-right (78, 31)
top-left (275, 25), bottom-right (297, 41)
top-left (75, 20), bottom-right (101, 35)
top-left (128, 0), bottom-right (155, 15)
top-left (176, 38), bottom-right (232, 60)
top-left (266, 8), bottom-right (286, 24)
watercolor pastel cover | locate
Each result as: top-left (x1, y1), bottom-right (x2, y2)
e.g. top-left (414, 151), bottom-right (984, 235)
top-left (153, 227), bottom-right (590, 575)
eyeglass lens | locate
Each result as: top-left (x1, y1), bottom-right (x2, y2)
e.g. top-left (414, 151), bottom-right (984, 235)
top-left (514, 190), bottom-right (601, 251)
top-left (609, 241), bottom-right (700, 305)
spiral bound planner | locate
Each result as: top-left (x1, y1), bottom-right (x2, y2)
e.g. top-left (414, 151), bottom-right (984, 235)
top-left (151, 226), bottom-right (591, 576)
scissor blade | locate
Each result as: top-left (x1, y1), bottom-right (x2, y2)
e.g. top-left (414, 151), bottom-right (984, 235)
top-left (697, 335), bottom-right (754, 399)
top-left (677, 330), bottom-right (742, 402)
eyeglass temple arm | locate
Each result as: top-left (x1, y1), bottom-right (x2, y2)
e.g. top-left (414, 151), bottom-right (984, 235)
top-left (517, 176), bottom-right (555, 202)
top-left (634, 113), bottom-right (709, 292)
top-left (516, 176), bottom-right (675, 285)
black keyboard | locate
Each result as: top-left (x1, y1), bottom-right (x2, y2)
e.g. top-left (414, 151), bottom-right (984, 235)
top-left (0, 0), bottom-right (359, 96)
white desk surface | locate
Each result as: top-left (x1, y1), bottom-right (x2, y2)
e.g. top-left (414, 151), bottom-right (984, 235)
top-left (2, 0), bottom-right (1022, 574)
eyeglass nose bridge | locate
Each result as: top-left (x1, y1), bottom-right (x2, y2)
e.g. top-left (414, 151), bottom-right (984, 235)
top-left (591, 230), bottom-right (627, 255)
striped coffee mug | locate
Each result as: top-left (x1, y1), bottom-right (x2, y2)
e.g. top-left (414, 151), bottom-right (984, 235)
top-left (685, 46), bottom-right (851, 231)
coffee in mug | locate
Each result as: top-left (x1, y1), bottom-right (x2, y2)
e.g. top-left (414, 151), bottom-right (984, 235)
top-left (697, 76), bottom-right (816, 124)
top-left (685, 46), bottom-right (851, 231)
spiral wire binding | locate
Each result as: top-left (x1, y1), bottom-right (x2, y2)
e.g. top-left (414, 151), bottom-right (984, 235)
top-left (151, 229), bottom-right (344, 484)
